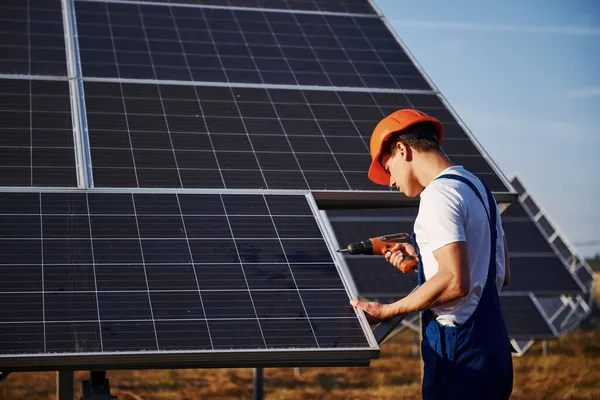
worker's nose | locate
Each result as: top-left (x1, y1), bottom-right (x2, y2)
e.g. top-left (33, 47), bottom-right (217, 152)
top-left (389, 176), bottom-right (396, 188)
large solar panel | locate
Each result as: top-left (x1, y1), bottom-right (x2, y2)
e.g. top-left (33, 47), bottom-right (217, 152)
top-left (0, 191), bottom-right (376, 370)
top-left (74, 1), bottom-right (420, 89)
top-left (82, 80), bottom-right (508, 191)
top-left (0, 78), bottom-right (77, 187)
top-left (0, 0), bottom-right (68, 77)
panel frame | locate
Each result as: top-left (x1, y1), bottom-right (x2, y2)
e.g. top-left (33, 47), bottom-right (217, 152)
top-left (63, 0), bottom-right (91, 188)
top-left (75, 0), bottom-right (378, 18)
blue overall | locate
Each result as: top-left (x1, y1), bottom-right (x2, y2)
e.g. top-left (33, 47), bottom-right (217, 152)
top-left (411, 174), bottom-right (513, 400)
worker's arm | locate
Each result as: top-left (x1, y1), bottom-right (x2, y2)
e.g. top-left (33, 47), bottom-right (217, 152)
top-left (503, 235), bottom-right (510, 287)
top-left (350, 240), bottom-right (470, 323)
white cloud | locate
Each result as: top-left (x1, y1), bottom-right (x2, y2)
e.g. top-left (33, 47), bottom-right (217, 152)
top-left (389, 20), bottom-right (600, 35)
top-left (565, 86), bottom-right (600, 99)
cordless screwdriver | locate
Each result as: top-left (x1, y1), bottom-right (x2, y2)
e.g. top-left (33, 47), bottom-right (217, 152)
top-left (336, 232), bottom-right (418, 273)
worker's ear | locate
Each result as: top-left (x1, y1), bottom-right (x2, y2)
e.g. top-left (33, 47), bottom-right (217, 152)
top-left (395, 141), bottom-right (411, 162)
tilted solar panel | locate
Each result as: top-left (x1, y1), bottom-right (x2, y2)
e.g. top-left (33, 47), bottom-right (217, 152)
top-left (0, 191), bottom-right (376, 370)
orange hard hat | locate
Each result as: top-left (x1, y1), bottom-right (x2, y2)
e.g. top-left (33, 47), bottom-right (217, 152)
top-left (367, 109), bottom-right (444, 185)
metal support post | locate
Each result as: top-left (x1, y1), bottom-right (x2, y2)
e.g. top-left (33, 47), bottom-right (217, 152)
top-left (253, 368), bottom-right (264, 400)
top-left (80, 370), bottom-right (115, 400)
top-left (542, 340), bottom-right (548, 356)
top-left (57, 370), bottom-right (74, 400)
top-left (412, 331), bottom-right (419, 358)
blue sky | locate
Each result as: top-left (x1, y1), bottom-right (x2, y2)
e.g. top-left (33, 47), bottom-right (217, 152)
top-left (372, 0), bottom-right (600, 258)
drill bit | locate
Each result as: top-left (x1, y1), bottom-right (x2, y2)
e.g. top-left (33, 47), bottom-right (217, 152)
top-left (337, 248), bottom-right (349, 253)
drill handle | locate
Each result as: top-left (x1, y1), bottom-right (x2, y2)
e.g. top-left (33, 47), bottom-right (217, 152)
top-left (371, 236), bottom-right (418, 273)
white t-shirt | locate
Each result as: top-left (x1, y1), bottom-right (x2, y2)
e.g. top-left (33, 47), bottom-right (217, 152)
top-left (413, 165), bottom-right (506, 326)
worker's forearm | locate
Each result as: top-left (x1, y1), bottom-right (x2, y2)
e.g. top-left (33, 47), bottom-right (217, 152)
top-left (390, 271), bottom-right (465, 316)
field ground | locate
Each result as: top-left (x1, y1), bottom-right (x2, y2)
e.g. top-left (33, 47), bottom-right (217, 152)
top-left (1, 321), bottom-right (599, 400)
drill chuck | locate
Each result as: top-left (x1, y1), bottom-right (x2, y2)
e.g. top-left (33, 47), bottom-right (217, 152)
top-left (343, 240), bottom-right (374, 255)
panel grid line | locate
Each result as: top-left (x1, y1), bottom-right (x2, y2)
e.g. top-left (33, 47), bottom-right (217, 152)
top-left (352, 14), bottom-right (401, 90)
top-left (101, 1), bottom-right (141, 187)
top-left (130, 193), bottom-right (161, 350)
top-left (1, 288), bottom-right (346, 294)
top-left (286, 11), bottom-right (373, 164)
top-left (217, 194), bottom-right (268, 348)
top-left (260, 11), bottom-right (349, 189)
top-left (208, 17), bottom-right (273, 189)
top-left (165, 5), bottom-right (228, 189)
top-left (38, 193), bottom-right (46, 353)
top-left (229, 8), bottom-right (311, 189)
top-left (262, 194), bottom-right (320, 347)
top-left (136, 2), bottom-right (185, 188)
top-left (80, 76), bottom-right (436, 94)
top-left (174, 193), bottom-right (215, 350)
top-left (0, 316), bottom-right (355, 325)
top-left (84, 192), bottom-right (105, 352)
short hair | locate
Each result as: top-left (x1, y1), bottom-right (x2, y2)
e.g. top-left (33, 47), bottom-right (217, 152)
top-left (379, 121), bottom-right (441, 165)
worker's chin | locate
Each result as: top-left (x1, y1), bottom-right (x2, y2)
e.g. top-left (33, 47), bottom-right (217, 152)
top-left (399, 187), bottom-right (417, 198)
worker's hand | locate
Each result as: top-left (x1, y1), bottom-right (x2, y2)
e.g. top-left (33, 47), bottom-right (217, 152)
top-left (349, 299), bottom-right (395, 325)
top-left (385, 243), bottom-right (418, 273)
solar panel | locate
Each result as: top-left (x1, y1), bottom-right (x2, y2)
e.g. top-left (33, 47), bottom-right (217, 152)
top-left (0, 0), bottom-right (68, 76)
top-left (74, 1), bottom-right (419, 89)
top-left (0, 191), bottom-right (377, 370)
top-left (82, 80), bottom-right (508, 191)
top-left (0, 78), bottom-right (77, 187)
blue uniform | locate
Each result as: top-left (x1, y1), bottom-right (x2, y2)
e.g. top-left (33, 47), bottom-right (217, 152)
top-left (411, 174), bottom-right (513, 400)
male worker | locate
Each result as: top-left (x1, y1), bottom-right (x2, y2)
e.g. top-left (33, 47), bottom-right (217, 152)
top-left (350, 109), bottom-right (513, 399)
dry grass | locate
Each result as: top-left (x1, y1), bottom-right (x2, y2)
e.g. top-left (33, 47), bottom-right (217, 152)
top-left (1, 328), bottom-right (598, 400)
